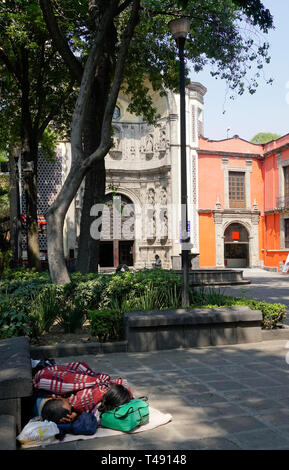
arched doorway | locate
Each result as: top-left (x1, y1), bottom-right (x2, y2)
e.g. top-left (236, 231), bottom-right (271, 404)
top-left (224, 223), bottom-right (249, 268)
top-left (99, 193), bottom-right (135, 268)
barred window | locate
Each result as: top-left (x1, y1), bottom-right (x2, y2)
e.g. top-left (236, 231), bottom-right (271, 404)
top-left (229, 172), bottom-right (245, 208)
top-left (285, 219), bottom-right (289, 248)
top-left (284, 167), bottom-right (289, 206)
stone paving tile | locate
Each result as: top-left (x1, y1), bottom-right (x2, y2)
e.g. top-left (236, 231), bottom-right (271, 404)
top-left (255, 408), bottom-right (289, 427)
top-left (185, 402), bottom-right (246, 422)
top-left (227, 369), bottom-right (263, 379)
top-left (253, 385), bottom-right (289, 400)
top-left (204, 380), bottom-right (248, 391)
top-left (263, 372), bottom-right (289, 384)
top-left (42, 440), bottom-right (78, 451)
top-left (178, 365), bottom-right (216, 374)
top-left (237, 397), bottom-right (282, 413)
top-left (182, 436), bottom-right (241, 450)
top-left (183, 392), bottom-right (228, 406)
top-left (221, 390), bottom-right (267, 402)
top-left (75, 434), bottom-right (137, 451)
top-left (230, 429), bottom-right (289, 450)
top-left (235, 377), bottom-right (281, 388)
top-left (169, 382), bottom-right (211, 394)
top-left (208, 415), bottom-right (267, 434)
top-left (171, 419), bottom-right (225, 440)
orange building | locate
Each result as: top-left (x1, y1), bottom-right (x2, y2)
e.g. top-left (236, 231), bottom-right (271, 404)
top-left (197, 133), bottom-right (289, 272)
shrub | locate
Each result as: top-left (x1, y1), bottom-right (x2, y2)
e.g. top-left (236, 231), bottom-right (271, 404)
top-left (0, 297), bottom-right (30, 339)
top-left (0, 250), bottom-right (12, 279)
top-left (88, 308), bottom-right (123, 342)
top-left (29, 285), bottom-right (64, 338)
top-left (0, 269), bottom-right (287, 341)
top-left (194, 289), bottom-right (287, 329)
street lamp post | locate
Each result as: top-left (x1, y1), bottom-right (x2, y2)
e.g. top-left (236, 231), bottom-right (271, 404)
top-left (169, 18), bottom-right (191, 307)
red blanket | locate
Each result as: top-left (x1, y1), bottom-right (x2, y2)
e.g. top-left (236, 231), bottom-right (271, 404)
top-left (33, 361), bottom-right (130, 413)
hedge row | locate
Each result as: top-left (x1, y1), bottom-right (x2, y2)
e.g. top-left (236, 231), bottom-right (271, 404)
top-left (0, 269), bottom-right (287, 341)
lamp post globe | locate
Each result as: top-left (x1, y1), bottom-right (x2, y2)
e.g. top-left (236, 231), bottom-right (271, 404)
top-left (168, 18), bottom-right (191, 41)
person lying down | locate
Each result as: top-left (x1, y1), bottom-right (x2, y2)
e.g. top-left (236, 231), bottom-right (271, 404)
top-left (33, 361), bottom-right (133, 432)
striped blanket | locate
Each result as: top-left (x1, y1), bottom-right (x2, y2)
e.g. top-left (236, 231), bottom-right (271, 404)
top-left (33, 361), bottom-right (131, 414)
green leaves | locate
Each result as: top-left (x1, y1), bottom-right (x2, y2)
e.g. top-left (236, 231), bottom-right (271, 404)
top-left (251, 133), bottom-right (281, 144)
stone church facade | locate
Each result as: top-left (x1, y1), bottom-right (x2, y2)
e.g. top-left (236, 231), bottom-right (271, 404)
top-left (60, 82), bottom-right (207, 270)
top-left (19, 80), bottom-right (289, 272)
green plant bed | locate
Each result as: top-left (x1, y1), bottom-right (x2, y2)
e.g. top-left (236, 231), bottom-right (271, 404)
top-left (0, 269), bottom-right (287, 342)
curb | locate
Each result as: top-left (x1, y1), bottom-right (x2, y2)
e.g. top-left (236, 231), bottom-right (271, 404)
top-left (30, 327), bottom-right (289, 358)
top-left (30, 340), bottom-right (128, 359)
top-left (262, 324), bottom-right (289, 342)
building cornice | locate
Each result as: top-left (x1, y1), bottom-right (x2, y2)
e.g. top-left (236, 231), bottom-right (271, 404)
top-left (263, 142), bottom-right (289, 157)
top-left (106, 165), bottom-right (171, 177)
top-left (196, 149), bottom-right (263, 159)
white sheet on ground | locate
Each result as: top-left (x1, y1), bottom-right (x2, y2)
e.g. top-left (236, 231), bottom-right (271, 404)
top-left (19, 406), bottom-right (172, 448)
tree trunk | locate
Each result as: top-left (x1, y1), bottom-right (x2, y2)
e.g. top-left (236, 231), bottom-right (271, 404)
top-left (8, 147), bottom-right (22, 264)
top-left (77, 158), bottom-right (105, 273)
top-left (76, 48), bottom-right (114, 273)
top-left (47, 0), bottom-right (140, 283)
top-left (47, 161), bottom-right (87, 284)
top-left (22, 135), bottom-right (42, 271)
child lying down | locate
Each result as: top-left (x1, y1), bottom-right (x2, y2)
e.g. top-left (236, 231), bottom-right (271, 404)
top-left (33, 361), bottom-right (132, 432)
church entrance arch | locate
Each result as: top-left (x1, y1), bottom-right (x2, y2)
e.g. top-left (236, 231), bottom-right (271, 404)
top-left (224, 223), bottom-right (249, 268)
top-left (99, 193), bottom-right (135, 268)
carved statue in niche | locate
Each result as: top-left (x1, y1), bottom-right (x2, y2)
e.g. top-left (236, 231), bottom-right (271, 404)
top-left (146, 207), bottom-right (156, 239)
top-left (145, 133), bottom-right (154, 159)
top-left (152, 210), bottom-right (156, 237)
top-left (109, 127), bottom-right (122, 159)
top-left (160, 186), bottom-right (167, 206)
top-left (160, 209), bottom-right (168, 239)
top-left (147, 187), bottom-right (155, 205)
top-left (157, 126), bottom-right (167, 158)
top-left (130, 145), bottom-right (135, 160)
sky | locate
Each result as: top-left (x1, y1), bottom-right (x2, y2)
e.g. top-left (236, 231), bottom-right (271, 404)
top-left (189, 0), bottom-right (289, 142)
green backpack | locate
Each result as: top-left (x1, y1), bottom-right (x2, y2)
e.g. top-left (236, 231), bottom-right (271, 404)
top-left (100, 398), bottom-right (149, 432)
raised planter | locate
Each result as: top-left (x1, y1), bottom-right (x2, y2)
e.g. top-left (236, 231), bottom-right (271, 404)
top-left (124, 306), bottom-right (263, 352)
top-left (0, 336), bottom-right (33, 447)
top-left (174, 269), bottom-right (251, 286)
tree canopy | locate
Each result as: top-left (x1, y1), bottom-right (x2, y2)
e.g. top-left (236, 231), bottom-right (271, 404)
top-left (38, 0), bottom-right (275, 283)
top-left (251, 132), bottom-right (281, 144)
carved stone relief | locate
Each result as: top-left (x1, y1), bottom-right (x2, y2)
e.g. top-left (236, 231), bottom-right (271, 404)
top-left (109, 127), bottom-right (122, 159)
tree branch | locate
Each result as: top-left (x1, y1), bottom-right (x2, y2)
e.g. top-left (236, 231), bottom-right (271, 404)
top-left (0, 48), bottom-right (21, 84)
top-left (37, 79), bottom-right (75, 138)
top-left (85, 0), bottom-right (141, 168)
top-left (39, 0), bottom-right (83, 82)
top-left (117, 0), bottom-right (133, 15)
top-left (70, 0), bottom-right (120, 163)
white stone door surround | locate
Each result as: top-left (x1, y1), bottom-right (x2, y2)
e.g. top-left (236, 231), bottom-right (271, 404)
top-left (213, 211), bottom-right (260, 268)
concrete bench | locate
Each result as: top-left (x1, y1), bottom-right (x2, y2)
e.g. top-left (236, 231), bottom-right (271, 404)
top-left (0, 336), bottom-right (33, 438)
top-left (124, 306), bottom-right (263, 352)
top-left (0, 415), bottom-right (16, 450)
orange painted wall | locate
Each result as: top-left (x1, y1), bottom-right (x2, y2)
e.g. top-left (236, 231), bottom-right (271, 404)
top-left (197, 134), bottom-right (289, 270)
top-left (251, 159), bottom-right (264, 213)
top-left (199, 213), bottom-right (216, 267)
top-left (263, 154), bottom-right (278, 212)
top-left (265, 250), bottom-right (289, 269)
top-left (198, 155), bottom-right (224, 209)
top-left (264, 213), bottom-right (280, 250)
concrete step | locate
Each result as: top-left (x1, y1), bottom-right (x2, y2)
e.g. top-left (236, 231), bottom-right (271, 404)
top-left (0, 415), bottom-right (16, 450)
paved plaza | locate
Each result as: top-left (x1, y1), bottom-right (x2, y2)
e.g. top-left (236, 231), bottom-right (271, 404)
top-left (30, 269), bottom-right (289, 451)
top-left (223, 268), bottom-right (289, 324)
top-left (36, 338), bottom-right (289, 451)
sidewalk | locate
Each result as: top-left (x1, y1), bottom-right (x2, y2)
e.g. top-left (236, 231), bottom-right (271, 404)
top-left (26, 269), bottom-right (289, 451)
top-left (37, 338), bottom-right (289, 451)
top-left (222, 269), bottom-right (289, 324)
